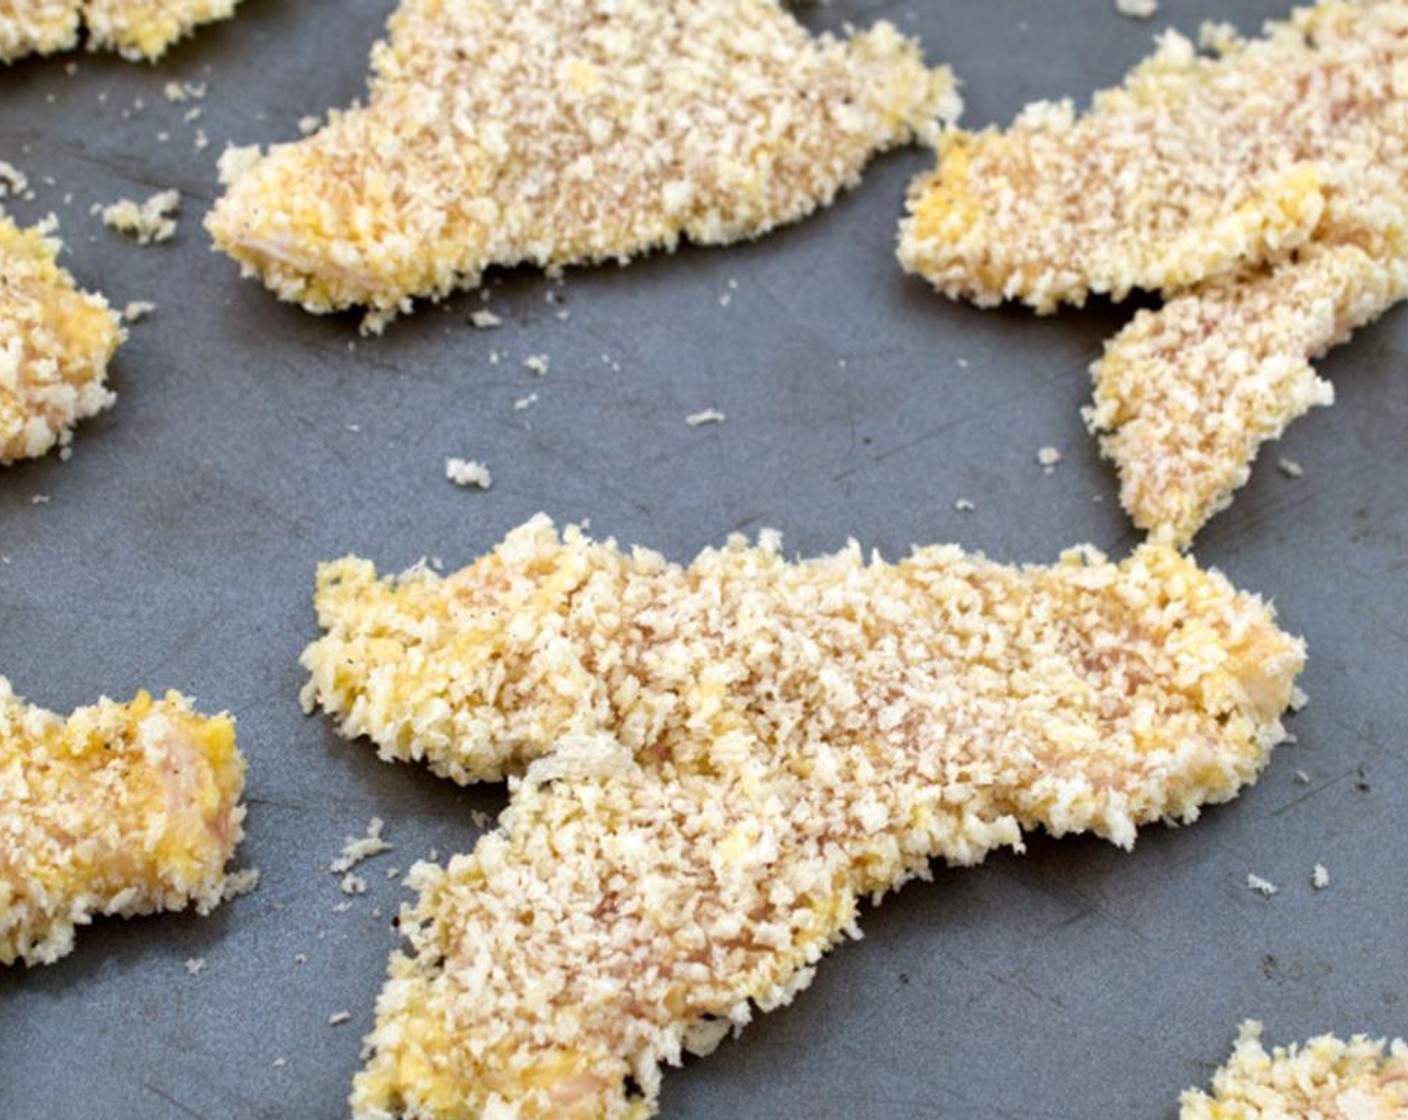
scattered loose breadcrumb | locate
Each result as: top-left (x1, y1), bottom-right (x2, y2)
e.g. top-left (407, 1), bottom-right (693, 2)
top-left (220, 867), bottom-right (260, 901)
top-left (445, 458), bottom-right (492, 490)
top-left (1, 215), bottom-right (122, 466)
top-left (1037, 446), bottom-right (1061, 473)
top-left (468, 310), bottom-right (501, 330)
top-left (523, 354), bottom-right (549, 377)
top-left (184, 956), bottom-right (206, 976)
top-left (1181, 1021), bottom-right (1408, 1117)
top-left (301, 514), bottom-right (1303, 1118)
top-left (340, 873), bottom-right (368, 896)
top-left (330, 817), bottom-right (393, 875)
top-left (122, 300), bottom-right (156, 324)
top-left (954, 498), bottom-right (975, 511)
top-left (207, 0), bottom-right (959, 329)
top-left (0, 680), bottom-right (248, 966)
top-left (328, 1011), bottom-right (352, 1026)
top-left (686, 408), bottom-right (726, 427)
top-left (272, 1057), bottom-right (287, 1068)
top-left (1278, 457), bottom-right (1304, 478)
top-left (0, 161), bottom-right (29, 199)
top-left (1115, 0), bottom-right (1158, 19)
top-left (1295, 769), bottom-right (1311, 784)
top-left (1313, 863), bottom-right (1331, 890)
top-left (0, 0), bottom-right (240, 63)
top-left (101, 189), bottom-right (181, 246)
top-left (1247, 873), bottom-right (1280, 898)
top-left (297, 115), bottom-right (321, 137)
top-left (513, 393), bottom-right (537, 412)
top-left (902, 1), bottom-right (1408, 546)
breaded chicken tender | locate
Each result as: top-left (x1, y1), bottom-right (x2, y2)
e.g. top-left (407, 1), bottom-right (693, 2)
top-left (0, 678), bottom-right (248, 966)
top-left (0, 0), bottom-right (240, 63)
top-left (207, 0), bottom-right (959, 331)
top-left (1089, 242), bottom-right (1408, 546)
top-left (303, 515), bottom-right (1304, 1120)
top-left (900, 1), bottom-right (1408, 546)
top-left (0, 213), bottom-right (122, 465)
top-left (1181, 1021), bottom-right (1408, 1118)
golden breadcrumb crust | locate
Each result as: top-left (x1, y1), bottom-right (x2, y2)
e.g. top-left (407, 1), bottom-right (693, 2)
top-left (303, 515), bottom-right (1304, 1120)
top-left (0, 213), bottom-right (122, 466)
top-left (1181, 1021), bottom-right (1408, 1118)
top-left (1089, 242), bottom-right (1407, 546)
top-left (207, 0), bottom-right (959, 331)
top-left (0, 0), bottom-right (239, 63)
top-left (0, 678), bottom-right (247, 966)
top-left (899, 0), bottom-right (1408, 546)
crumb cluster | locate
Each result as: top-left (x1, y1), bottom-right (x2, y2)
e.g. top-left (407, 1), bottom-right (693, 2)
top-left (102, 188), bottom-right (181, 245)
top-left (0, 678), bottom-right (248, 966)
top-left (1181, 1021), bottom-right (1408, 1117)
top-left (207, 0), bottom-right (959, 331)
top-left (900, 1), bottom-right (1408, 545)
top-left (0, 0), bottom-right (240, 63)
top-left (302, 515), bottom-right (1303, 1119)
top-left (0, 214), bottom-right (123, 466)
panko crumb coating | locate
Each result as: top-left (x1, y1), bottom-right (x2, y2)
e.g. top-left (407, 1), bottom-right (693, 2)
top-left (207, 0), bottom-right (960, 331)
top-left (900, 1), bottom-right (1408, 546)
top-left (0, 214), bottom-right (122, 466)
top-left (1181, 1021), bottom-right (1408, 1118)
top-left (0, 678), bottom-right (248, 966)
top-left (303, 515), bottom-right (1304, 1120)
top-left (0, 0), bottom-right (240, 63)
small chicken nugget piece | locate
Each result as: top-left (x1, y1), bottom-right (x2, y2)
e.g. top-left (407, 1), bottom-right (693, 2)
top-left (900, 1), bottom-right (1408, 545)
top-left (303, 515), bottom-right (1304, 1120)
top-left (1089, 241), bottom-right (1408, 546)
top-left (0, 0), bottom-right (239, 63)
top-left (1181, 1021), bottom-right (1408, 1118)
top-left (0, 213), bottom-right (122, 465)
top-left (208, 0), bottom-right (959, 330)
top-left (0, 678), bottom-right (248, 966)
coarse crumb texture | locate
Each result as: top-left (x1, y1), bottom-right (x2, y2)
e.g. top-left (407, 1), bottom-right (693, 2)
top-left (0, 678), bottom-right (248, 966)
top-left (0, 0), bottom-right (240, 63)
top-left (1181, 1021), bottom-right (1408, 1118)
top-left (0, 213), bottom-right (122, 466)
top-left (900, 0), bottom-right (1408, 545)
top-left (206, 0), bottom-right (959, 331)
top-left (302, 515), bottom-right (1305, 1120)
top-left (1088, 242), bottom-right (1408, 546)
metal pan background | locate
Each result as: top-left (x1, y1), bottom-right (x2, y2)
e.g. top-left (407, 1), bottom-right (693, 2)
top-left (2, 2), bottom-right (1405, 1117)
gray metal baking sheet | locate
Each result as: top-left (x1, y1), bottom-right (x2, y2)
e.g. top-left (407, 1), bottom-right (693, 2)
top-left (2, 2), bottom-right (1405, 1117)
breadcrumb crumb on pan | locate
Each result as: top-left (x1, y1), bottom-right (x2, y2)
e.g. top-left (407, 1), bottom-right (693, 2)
top-left (1180, 1021), bottom-right (1408, 1118)
top-left (900, 0), bottom-right (1408, 546)
top-left (206, 0), bottom-right (960, 330)
top-left (302, 515), bottom-right (1305, 1120)
top-left (0, 678), bottom-right (248, 966)
top-left (0, 213), bottom-right (122, 466)
top-left (0, 0), bottom-right (240, 63)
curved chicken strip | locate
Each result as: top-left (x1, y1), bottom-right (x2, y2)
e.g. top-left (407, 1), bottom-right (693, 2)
top-left (304, 515), bottom-right (1305, 1120)
top-left (0, 214), bottom-right (122, 465)
top-left (0, 0), bottom-right (239, 63)
top-left (0, 679), bottom-right (248, 966)
top-left (900, 1), bottom-right (1408, 546)
top-left (207, 0), bottom-right (959, 331)
top-left (1089, 240), bottom-right (1408, 546)
top-left (1181, 1021), bottom-right (1408, 1119)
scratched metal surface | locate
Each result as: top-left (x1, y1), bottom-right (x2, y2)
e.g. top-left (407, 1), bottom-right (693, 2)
top-left (1, 1), bottom-right (1405, 1117)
